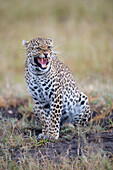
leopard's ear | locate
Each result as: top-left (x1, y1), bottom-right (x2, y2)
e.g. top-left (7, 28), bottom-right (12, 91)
top-left (22, 40), bottom-right (30, 47)
top-left (48, 38), bottom-right (53, 43)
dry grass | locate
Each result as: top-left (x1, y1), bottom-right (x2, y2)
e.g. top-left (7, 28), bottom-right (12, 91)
top-left (0, 95), bottom-right (113, 169)
top-left (0, 114), bottom-right (113, 170)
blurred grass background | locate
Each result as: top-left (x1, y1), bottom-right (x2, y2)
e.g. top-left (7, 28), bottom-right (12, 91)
top-left (0, 0), bottom-right (113, 95)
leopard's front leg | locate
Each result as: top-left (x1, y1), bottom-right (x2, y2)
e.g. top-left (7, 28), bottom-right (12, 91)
top-left (33, 100), bottom-right (50, 139)
top-left (33, 82), bottom-right (63, 140)
top-left (48, 85), bottom-right (63, 139)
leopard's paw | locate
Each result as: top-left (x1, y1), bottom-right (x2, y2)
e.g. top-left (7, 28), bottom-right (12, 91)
top-left (38, 133), bottom-right (48, 140)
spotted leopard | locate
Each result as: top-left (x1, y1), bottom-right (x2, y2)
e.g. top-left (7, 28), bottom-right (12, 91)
top-left (23, 37), bottom-right (91, 140)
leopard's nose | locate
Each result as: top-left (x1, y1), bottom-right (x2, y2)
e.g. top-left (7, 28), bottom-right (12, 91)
top-left (43, 52), bottom-right (48, 57)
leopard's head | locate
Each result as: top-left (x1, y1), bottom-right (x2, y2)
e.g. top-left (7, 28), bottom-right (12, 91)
top-left (23, 38), bottom-right (54, 74)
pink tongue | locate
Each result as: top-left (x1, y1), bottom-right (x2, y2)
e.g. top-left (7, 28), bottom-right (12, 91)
top-left (38, 58), bottom-right (48, 68)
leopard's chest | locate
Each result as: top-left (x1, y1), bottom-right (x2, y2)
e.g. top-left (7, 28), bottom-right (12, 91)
top-left (27, 75), bottom-right (54, 103)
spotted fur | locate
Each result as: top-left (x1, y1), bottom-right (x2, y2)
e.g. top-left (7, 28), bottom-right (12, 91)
top-left (23, 37), bottom-right (91, 139)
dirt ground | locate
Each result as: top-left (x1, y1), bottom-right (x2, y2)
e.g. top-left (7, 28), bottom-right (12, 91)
top-left (0, 97), bottom-right (113, 162)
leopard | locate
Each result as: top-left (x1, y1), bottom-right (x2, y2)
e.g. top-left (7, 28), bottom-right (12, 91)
top-left (23, 37), bottom-right (91, 140)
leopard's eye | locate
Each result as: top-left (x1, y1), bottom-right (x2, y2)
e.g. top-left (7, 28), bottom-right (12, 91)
top-left (48, 45), bottom-right (51, 49)
top-left (36, 47), bottom-right (41, 50)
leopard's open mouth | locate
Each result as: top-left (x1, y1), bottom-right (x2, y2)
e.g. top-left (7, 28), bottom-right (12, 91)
top-left (34, 57), bottom-right (49, 69)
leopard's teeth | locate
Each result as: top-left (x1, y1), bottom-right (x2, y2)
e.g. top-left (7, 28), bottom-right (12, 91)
top-left (41, 58), bottom-right (43, 62)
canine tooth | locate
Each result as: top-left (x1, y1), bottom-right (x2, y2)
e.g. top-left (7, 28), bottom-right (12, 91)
top-left (41, 58), bottom-right (43, 62)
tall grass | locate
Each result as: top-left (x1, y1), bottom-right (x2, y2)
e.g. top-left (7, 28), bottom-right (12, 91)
top-left (0, 0), bottom-right (113, 92)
